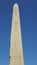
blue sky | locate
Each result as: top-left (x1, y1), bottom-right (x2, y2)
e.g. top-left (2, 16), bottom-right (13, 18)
top-left (0, 0), bottom-right (37, 65)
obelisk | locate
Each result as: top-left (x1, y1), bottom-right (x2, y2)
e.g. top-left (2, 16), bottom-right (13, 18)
top-left (9, 3), bottom-right (24, 65)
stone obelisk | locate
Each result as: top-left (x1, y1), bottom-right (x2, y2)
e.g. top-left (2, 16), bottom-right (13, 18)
top-left (9, 3), bottom-right (24, 65)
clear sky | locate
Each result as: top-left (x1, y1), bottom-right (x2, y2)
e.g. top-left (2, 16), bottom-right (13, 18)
top-left (0, 0), bottom-right (37, 65)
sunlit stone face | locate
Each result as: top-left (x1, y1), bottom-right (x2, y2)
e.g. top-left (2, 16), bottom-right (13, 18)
top-left (9, 3), bottom-right (24, 65)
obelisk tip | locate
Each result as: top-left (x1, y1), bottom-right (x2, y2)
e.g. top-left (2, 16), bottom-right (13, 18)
top-left (14, 3), bottom-right (19, 8)
top-left (14, 3), bottom-right (18, 6)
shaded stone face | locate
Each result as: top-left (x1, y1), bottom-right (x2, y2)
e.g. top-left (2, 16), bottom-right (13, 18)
top-left (9, 3), bottom-right (24, 65)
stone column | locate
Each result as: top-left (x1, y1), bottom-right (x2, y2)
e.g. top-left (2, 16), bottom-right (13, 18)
top-left (9, 3), bottom-right (24, 65)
